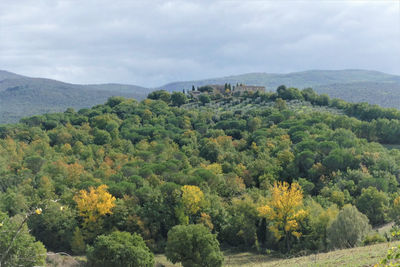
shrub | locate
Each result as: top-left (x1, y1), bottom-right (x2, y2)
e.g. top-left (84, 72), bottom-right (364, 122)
top-left (327, 205), bottom-right (371, 249)
top-left (87, 231), bottom-right (154, 267)
top-left (362, 232), bottom-right (386, 245)
top-left (166, 224), bottom-right (223, 267)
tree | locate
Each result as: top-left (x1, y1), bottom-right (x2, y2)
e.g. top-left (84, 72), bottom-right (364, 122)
top-left (199, 138), bottom-right (220, 162)
top-left (181, 185), bottom-right (205, 216)
top-left (23, 155), bottom-right (45, 174)
top-left (198, 86), bottom-right (213, 93)
top-left (274, 98), bottom-right (287, 111)
top-left (247, 117), bottom-right (261, 132)
top-left (87, 231), bottom-right (154, 267)
top-left (147, 90), bottom-right (171, 103)
top-left (221, 195), bottom-right (259, 248)
top-left (327, 204), bottom-right (371, 249)
top-left (70, 227), bottom-right (86, 255)
top-left (198, 94), bottom-right (211, 106)
top-left (0, 211), bottom-right (46, 267)
top-left (258, 182), bottom-right (307, 252)
top-left (28, 201), bottom-right (77, 252)
top-left (73, 185), bottom-right (116, 235)
top-left (276, 86), bottom-right (303, 100)
top-left (307, 201), bottom-right (339, 251)
top-left (391, 195), bottom-right (400, 225)
top-left (171, 92), bottom-right (187, 107)
top-left (356, 187), bottom-right (388, 226)
top-left (93, 129), bottom-right (112, 145)
top-left (105, 96), bottom-right (125, 108)
top-left (165, 224), bottom-right (223, 267)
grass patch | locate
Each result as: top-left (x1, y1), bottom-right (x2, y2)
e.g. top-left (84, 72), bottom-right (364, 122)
top-left (155, 241), bottom-right (399, 267)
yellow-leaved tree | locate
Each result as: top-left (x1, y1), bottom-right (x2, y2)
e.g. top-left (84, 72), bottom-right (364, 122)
top-left (181, 185), bottom-right (205, 217)
top-left (258, 181), bottom-right (307, 252)
top-left (73, 184), bottom-right (116, 237)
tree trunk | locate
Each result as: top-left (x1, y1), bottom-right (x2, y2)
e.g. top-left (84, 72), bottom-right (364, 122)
top-left (285, 231), bottom-right (290, 252)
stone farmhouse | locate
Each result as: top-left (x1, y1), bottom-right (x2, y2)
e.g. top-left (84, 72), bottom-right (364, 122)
top-left (234, 85), bottom-right (265, 93)
top-left (187, 83), bottom-right (266, 98)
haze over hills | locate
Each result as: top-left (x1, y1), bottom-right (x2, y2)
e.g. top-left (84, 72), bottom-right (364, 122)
top-left (0, 70), bottom-right (152, 123)
top-left (1, 69), bottom-right (400, 124)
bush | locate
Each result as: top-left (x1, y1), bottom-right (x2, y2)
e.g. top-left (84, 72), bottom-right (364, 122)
top-left (87, 231), bottom-right (154, 267)
top-left (327, 205), bottom-right (371, 249)
top-left (166, 224), bottom-right (223, 267)
top-left (362, 232), bottom-right (386, 245)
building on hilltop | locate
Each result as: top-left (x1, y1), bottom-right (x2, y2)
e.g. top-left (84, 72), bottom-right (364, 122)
top-left (186, 83), bottom-right (266, 99)
top-left (189, 90), bottom-right (201, 98)
top-left (234, 85), bottom-right (266, 93)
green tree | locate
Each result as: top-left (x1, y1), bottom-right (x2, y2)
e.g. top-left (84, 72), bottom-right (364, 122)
top-left (198, 86), bottom-right (213, 93)
top-left (147, 90), bottom-right (171, 103)
top-left (327, 205), bottom-right (371, 249)
top-left (166, 224), bottom-right (223, 267)
top-left (93, 129), bottom-right (112, 145)
top-left (23, 155), bottom-right (45, 174)
top-left (247, 117), bottom-right (261, 132)
top-left (274, 98), bottom-right (287, 111)
top-left (70, 227), bottom-right (86, 255)
top-left (28, 201), bottom-right (77, 252)
top-left (356, 186), bottom-right (389, 226)
top-left (87, 231), bottom-right (154, 267)
top-left (307, 201), bottom-right (339, 251)
top-left (198, 94), bottom-right (211, 106)
top-left (171, 92), bottom-right (187, 107)
top-left (222, 195), bottom-right (259, 248)
top-left (0, 211), bottom-right (47, 267)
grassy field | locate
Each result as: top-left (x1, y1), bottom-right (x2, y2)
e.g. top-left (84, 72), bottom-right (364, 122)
top-left (155, 241), bottom-right (400, 267)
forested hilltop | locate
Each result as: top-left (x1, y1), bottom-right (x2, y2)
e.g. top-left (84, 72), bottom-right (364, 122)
top-left (161, 69), bottom-right (400, 109)
top-left (3, 86), bottom-right (400, 266)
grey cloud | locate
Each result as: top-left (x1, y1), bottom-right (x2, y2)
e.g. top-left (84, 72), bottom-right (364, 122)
top-left (0, 0), bottom-right (399, 87)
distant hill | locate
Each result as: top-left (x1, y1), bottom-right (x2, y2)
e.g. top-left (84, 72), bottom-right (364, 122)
top-left (160, 69), bottom-right (400, 90)
top-left (315, 82), bottom-right (400, 108)
top-left (160, 69), bottom-right (400, 108)
top-left (0, 71), bottom-right (152, 123)
top-left (2, 69), bottom-right (400, 123)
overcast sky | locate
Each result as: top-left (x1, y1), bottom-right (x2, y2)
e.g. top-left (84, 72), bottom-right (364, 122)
top-left (0, 0), bottom-right (399, 87)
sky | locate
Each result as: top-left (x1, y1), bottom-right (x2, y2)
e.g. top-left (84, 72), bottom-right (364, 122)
top-left (0, 0), bottom-right (399, 87)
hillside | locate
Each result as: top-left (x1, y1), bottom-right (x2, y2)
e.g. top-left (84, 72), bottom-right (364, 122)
top-left (2, 88), bottom-right (400, 265)
top-left (160, 69), bottom-right (400, 108)
top-left (155, 241), bottom-right (399, 266)
top-left (315, 81), bottom-right (400, 107)
top-left (0, 70), bottom-right (152, 123)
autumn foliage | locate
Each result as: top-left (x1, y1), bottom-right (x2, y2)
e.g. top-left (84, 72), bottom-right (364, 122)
top-left (258, 181), bottom-right (307, 251)
top-left (181, 185), bottom-right (204, 215)
top-left (73, 185), bottom-right (116, 227)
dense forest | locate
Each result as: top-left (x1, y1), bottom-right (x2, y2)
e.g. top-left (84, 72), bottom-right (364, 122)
top-left (2, 86), bottom-right (400, 266)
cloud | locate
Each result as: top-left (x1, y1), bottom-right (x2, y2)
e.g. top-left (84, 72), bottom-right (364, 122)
top-left (0, 0), bottom-right (398, 87)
